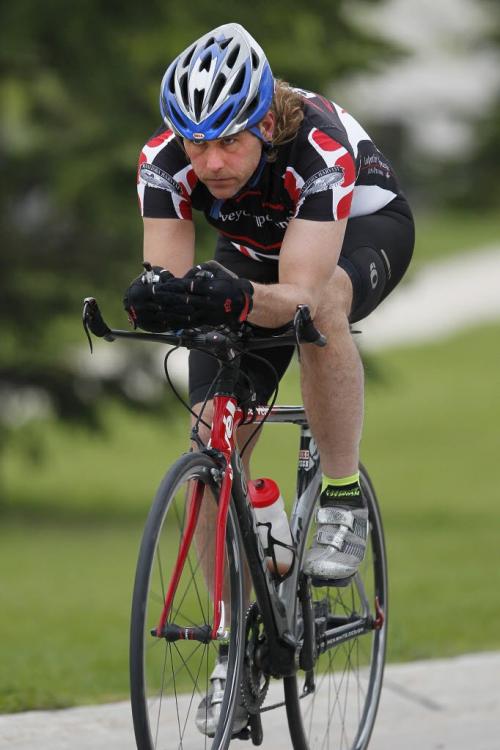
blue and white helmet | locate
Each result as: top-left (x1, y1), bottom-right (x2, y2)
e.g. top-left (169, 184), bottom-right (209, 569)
top-left (160, 23), bottom-right (274, 142)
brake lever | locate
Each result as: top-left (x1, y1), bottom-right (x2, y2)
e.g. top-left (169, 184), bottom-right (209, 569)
top-left (82, 300), bottom-right (94, 353)
top-left (82, 297), bottom-right (115, 352)
top-left (294, 305), bottom-right (327, 347)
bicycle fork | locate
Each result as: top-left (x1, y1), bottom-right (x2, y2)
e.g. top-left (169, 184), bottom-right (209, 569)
top-left (153, 395), bottom-right (240, 643)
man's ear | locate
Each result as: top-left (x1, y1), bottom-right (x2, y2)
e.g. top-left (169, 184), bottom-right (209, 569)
top-left (259, 110), bottom-right (275, 140)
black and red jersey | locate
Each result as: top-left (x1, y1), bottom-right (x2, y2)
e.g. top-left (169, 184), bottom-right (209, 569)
top-left (137, 89), bottom-right (402, 262)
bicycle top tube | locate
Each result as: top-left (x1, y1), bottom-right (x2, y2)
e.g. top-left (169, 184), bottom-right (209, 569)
top-left (246, 405), bottom-right (308, 426)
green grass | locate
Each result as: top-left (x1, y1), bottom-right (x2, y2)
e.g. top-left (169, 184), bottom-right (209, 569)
top-left (412, 209), bottom-right (499, 269)
top-left (0, 519), bottom-right (139, 712)
top-left (361, 322), bottom-right (500, 661)
top-left (1, 322), bottom-right (499, 712)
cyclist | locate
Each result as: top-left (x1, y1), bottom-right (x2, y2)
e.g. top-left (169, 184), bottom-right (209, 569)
top-left (124, 22), bottom-right (414, 735)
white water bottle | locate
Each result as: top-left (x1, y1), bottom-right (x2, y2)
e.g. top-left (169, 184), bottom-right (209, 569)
top-left (249, 478), bottom-right (294, 575)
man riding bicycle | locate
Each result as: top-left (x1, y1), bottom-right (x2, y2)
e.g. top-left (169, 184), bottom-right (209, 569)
top-left (124, 22), bottom-right (414, 735)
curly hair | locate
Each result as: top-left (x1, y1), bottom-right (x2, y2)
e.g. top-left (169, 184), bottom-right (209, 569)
top-left (266, 80), bottom-right (305, 161)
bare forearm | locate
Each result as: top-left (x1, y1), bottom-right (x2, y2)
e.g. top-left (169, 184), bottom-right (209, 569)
top-left (248, 281), bottom-right (317, 328)
top-left (247, 219), bottom-right (346, 328)
top-left (143, 218), bottom-right (195, 277)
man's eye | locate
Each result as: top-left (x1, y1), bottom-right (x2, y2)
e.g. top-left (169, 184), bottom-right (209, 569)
top-left (221, 137), bottom-right (236, 146)
top-left (185, 139), bottom-right (205, 149)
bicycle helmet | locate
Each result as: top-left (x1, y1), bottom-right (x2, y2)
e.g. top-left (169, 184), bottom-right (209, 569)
top-left (160, 23), bottom-right (274, 142)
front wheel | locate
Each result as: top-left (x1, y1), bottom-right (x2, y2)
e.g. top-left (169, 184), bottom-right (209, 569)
top-left (130, 452), bottom-right (245, 750)
top-left (284, 464), bottom-right (388, 750)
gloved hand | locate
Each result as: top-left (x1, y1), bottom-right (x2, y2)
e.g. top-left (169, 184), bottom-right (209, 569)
top-left (123, 265), bottom-right (185, 332)
top-left (161, 262), bottom-right (254, 327)
top-left (124, 261), bottom-right (254, 331)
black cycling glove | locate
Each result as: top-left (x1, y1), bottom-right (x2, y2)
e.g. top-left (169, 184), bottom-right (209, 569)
top-left (123, 266), bottom-right (183, 332)
top-left (149, 262), bottom-right (254, 328)
top-left (124, 262), bottom-right (254, 331)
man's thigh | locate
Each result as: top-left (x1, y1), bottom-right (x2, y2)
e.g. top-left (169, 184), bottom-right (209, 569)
top-left (189, 238), bottom-right (294, 408)
top-left (339, 196), bottom-right (415, 323)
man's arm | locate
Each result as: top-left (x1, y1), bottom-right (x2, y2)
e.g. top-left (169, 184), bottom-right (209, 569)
top-left (143, 217), bottom-right (195, 276)
top-left (248, 217), bottom-right (347, 328)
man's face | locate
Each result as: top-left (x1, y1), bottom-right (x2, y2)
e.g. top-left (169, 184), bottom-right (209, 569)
top-left (183, 130), bottom-right (263, 199)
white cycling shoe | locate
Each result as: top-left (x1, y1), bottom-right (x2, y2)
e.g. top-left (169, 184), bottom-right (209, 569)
top-left (303, 503), bottom-right (369, 586)
top-left (195, 654), bottom-right (249, 737)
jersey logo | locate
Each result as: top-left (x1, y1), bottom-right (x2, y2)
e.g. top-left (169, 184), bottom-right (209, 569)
top-left (300, 166), bottom-right (344, 199)
top-left (139, 163), bottom-right (182, 194)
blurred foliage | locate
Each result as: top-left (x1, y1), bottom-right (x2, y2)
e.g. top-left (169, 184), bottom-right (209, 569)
top-left (444, 95), bottom-right (500, 211)
top-left (0, 0), bottom-right (395, 438)
top-left (427, 3), bottom-right (500, 211)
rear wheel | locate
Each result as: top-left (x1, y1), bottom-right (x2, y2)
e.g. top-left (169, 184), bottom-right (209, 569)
top-left (130, 452), bottom-right (245, 750)
top-left (284, 464), bottom-right (388, 750)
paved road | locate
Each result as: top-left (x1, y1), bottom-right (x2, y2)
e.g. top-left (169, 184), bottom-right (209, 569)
top-left (1, 651), bottom-right (499, 749)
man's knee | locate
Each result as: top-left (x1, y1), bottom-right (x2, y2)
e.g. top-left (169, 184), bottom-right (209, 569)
top-left (339, 246), bottom-right (387, 323)
top-left (313, 266), bottom-right (353, 331)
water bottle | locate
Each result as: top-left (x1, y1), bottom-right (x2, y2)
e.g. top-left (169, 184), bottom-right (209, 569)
top-left (248, 478), bottom-right (294, 575)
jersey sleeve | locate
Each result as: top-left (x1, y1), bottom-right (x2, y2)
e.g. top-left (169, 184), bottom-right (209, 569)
top-left (137, 129), bottom-right (198, 220)
top-left (285, 128), bottom-right (356, 222)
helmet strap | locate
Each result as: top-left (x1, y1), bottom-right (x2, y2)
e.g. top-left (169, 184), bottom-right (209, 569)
top-left (248, 125), bottom-right (273, 148)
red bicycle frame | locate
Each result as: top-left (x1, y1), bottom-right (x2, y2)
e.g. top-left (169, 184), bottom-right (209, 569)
top-left (155, 394), bottom-right (246, 640)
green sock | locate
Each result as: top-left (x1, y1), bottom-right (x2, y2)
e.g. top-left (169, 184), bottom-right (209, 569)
top-left (321, 472), bottom-right (362, 506)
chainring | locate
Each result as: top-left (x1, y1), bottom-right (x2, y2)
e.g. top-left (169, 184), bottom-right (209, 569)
top-left (241, 603), bottom-right (270, 714)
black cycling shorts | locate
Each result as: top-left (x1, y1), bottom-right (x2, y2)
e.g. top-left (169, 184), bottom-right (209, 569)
top-left (189, 194), bottom-right (414, 407)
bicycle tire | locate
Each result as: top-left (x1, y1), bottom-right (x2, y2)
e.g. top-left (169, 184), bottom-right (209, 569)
top-left (130, 452), bottom-right (245, 750)
top-left (284, 463), bottom-right (388, 750)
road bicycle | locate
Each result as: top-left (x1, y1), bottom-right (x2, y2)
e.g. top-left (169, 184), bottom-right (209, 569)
top-left (83, 293), bottom-right (388, 750)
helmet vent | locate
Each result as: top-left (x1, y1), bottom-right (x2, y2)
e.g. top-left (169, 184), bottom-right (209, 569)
top-left (219, 38), bottom-right (231, 50)
top-left (183, 45), bottom-right (195, 68)
top-left (179, 73), bottom-right (189, 102)
top-left (230, 67), bottom-right (245, 95)
top-left (209, 74), bottom-right (226, 106)
top-left (168, 71), bottom-right (176, 94)
top-left (213, 104), bottom-right (232, 130)
top-left (245, 93), bottom-right (259, 118)
top-left (199, 52), bottom-right (212, 73)
top-left (251, 49), bottom-right (259, 70)
top-left (204, 36), bottom-right (215, 49)
top-left (226, 45), bottom-right (240, 69)
top-left (172, 104), bottom-right (188, 130)
top-left (193, 89), bottom-right (204, 121)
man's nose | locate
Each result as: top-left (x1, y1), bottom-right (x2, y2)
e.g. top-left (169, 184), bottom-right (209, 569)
top-left (205, 147), bottom-right (224, 171)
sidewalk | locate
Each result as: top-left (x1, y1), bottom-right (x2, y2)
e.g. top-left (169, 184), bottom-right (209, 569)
top-left (1, 651), bottom-right (499, 749)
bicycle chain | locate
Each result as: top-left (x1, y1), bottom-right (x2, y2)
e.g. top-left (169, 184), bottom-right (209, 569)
top-left (240, 603), bottom-right (270, 714)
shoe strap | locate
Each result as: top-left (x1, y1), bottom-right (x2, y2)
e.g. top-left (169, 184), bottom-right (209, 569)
top-left (317, 506), bottom-right (355, 529)
top-left (211, 681), bottom-right (225, 704)
top-left (209, 659), bottom-right (228, 682)
top-left (317, 524), bottom-right (348, 550)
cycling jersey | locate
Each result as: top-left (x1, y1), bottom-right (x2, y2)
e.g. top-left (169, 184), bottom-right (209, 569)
top-left (137, 89), bottom-right (402, 263)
